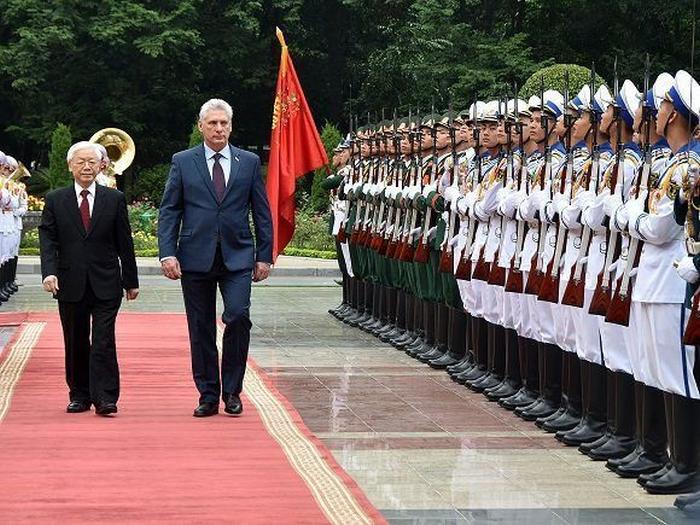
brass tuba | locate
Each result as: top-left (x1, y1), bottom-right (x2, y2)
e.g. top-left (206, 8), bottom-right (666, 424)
top-left (89, 128), bottom-right (135, 177)
top-left (9, 162), bottom-right (31, 181)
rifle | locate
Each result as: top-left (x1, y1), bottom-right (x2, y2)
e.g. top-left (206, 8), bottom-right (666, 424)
top-left (413, 101), bottom-right (438, 264)
top-left (386, 112), bottom-right (406, 258)
top-left (359, 114), bottom-right (377, 247)
top-left (455, 100), bottom-right (481, 280)
top-left (380, 110), bottom-right (400, 255)
top-left (684, 160), bottom-right (700, 344)
top-left (336, 112), bottom-right (354, 244)
top-left (398, 108), bottom-right (422, 262)
top-left (607, 55), bottom-right (651, 325)
top-left (505, 87), bottom-right (528, 293)
top-left (562, 64), bottom-right (599, 307)
top-left (488, 94), bottom-right (512, 286)
top-left (440, 101), bottom-right (458, 273)
top-left (538, 70), bottom-right (572, 303)
top-left (589, 57), bottom-right (623, 316)
top-left (524, 77), bottom-right (549, 295)
top-left (370, 110), bottom-right (388, 251)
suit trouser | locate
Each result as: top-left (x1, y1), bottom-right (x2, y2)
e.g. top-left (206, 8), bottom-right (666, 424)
top-left (58, 280), bottom-right (122, 405)
top-left (181, 246), bottom-right (253, 403)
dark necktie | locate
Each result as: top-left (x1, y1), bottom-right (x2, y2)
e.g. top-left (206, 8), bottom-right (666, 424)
top-left (79, 189), bottom-right (90, 231)
top-left (212, 153), bottom-right (226, 202)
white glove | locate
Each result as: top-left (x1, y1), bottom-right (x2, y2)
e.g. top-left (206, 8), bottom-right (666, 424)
top-left (501, 190), bottom-right (526, 217)
top-left (629, 267), bottom-right (639, 279)
top-left (427, 225), bottom-right (438, 241)
top-left (603, 194), bottom-right (623, 218)
top-left (422, 183), bottom-right (437, 198)
top-left (553, 193), bottom-right (569, 215)
top-left (444, 185), bottom-right (460, 203)
top-left (675, 256), bottom-right (700, 284)
top-left (612, 203), bottom-right (629, 232)
top-left (530, 189), bottom-right (547, 212)
top-left (449, 234), bottom-right (460, 247)
top-left (607, 259), bottom-right (622, 275)
top-left (410, 227), bottom-right (422, 241)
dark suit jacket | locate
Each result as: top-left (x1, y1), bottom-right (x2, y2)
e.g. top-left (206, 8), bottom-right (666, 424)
top-left (157, 143), bottom-right (273, 272)
top-left (39, 184), bottom-right (139, 302)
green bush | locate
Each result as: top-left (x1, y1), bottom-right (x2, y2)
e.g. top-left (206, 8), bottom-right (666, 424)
top-left (20, 229), bottom-right (39, 249)
top-left (282, 247), bottom-right (336, 259)
top-left (521, 64), bottom-right (609, 99)
top-left (288, 209), bottom-right (335, 252)
top-left (128, 202), bottom-right (159, 236)
top-left (133, 163), bottom-right (169, 206)
top-left (28, 123), bottom-right (73, 196)
top-left (189, 121), bottom-right (202, 147)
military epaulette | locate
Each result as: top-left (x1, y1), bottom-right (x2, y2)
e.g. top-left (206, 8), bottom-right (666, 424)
top-left (624, 149), bottom-right (643, 167)
top-left (550, 148), bottom-right (566, 162)
top-left (689, 150), bottom-right (700, 168)
top-left (651, 146), bottom-right (672, 161)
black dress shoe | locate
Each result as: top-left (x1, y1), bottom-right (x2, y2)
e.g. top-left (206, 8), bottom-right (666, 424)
top-left (66, 400), bottom-right (91, 413)
top-left (644, 468), bottom-right (699, 495)
top-left (615, 451), bottom-right (669, 478)
top-left (638, 463), bottom-right (670, 486)
top-left (95, 402), bottom-right (118, 416)
top-left (586, 435), bottom-right (637, 461)
top-left (541, 408), bottom-right (582, 433)
top-left (193, 402), bottom-right (219, 417)
top-left (556, 419), bottom-right (606, 446)
top-left (224, 394), bottom-right (243, 415)
top-left (675, 491), bottom-right (700, 510)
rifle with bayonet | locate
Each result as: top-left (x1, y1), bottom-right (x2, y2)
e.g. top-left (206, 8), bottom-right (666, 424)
top-left (488, 94), bottom-right (512, 286)
top-left (336, 113), bottom-right (355, 244)
top-left (589, 57), bottom-right (623, 316)
top-left (455, 101), bottom-right (481, 280)
top-left (414, 101), bottom-right (438, 264)
top-left (370, 110), bottom-right (388, 251)
top-left (606, 55), bottom-right (649, 325)
top-left (505, 87), bottom-right (527, 293)
top-left (379, 110), bottom-right (400, 255)
top-left (524, 77), bottom-right (549, 295)
top-left (439, 102), bottom-right (458, 273)
top-left (386, 112), bottom-right (407, 258)
top-left (562, 64), bottom-right (599, 307)
top-left (398, 108), bottom-right (422, 262)
top-left (539, 71), bottom-right (573, 303)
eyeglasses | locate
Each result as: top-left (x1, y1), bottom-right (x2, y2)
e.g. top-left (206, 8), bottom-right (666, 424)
top-left (72, 160), bottom-right (100, 168)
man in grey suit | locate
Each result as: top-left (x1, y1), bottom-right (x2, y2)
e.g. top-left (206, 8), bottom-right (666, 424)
top-left (158, 99), bottom-right (273, 417)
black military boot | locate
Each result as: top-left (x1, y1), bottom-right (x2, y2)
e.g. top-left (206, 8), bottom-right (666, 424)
top-left (410, 300), bottom-right (436, 359)
top-left (392, 293), bottom-right (417, 347)
top-left (9, 257), bottom-right (18, 293)
top-left (558, 360), bottom-right (607, 445)
top-left (330, 273), bottom-right (350, 317)
top-left (359, 282), bottom-right (381, 331)
top-left (431, 307), bottom-right (466, 369)
top-left (420, 303), bottom-right (449, 363)
top-left (516, 343), bottom-right (561, 421)
top-left (460, 317), bottom-right (489, 385)
top-left (485, 328), bottom-right (521, 401)
top-left (337, 276), bottom-right (358, 321)
top-left (542, 352), bottom-right (582, 432)
top-left (500, 337), bottom-right (540, 410)
top-left (448, 312), bottom-right (474, 376)
top-left (379, 288), bottom-right (403, 342)
top-left (613, 384), bottom-right (668, 478)
top-left (470, 322), bottom-right (505, 393)
top-left (578, 369), bottom-right (616, 453)
top-left (343, 278), bottom-right (365, 325)
top-left (587, 371), bottom-right (637, 461)
top-left (644, 394), bottom-right (700, 494)
top-left (675, 491), bottom-right (700, 512)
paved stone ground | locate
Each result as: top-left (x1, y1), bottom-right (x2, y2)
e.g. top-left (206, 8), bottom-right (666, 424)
top-left (4, 262), bottom-right (697, 525)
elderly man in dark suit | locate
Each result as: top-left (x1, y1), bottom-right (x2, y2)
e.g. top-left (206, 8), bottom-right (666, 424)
top-left (158, 99), bottom-right (273, 417)
top-left (39, 141), bottom-right (139, 416)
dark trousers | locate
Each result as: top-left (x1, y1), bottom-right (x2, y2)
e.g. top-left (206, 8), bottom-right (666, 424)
top-left (58, 279), bottom-right (122, 405)
top-left (181, 247), bottom-right (252, 404)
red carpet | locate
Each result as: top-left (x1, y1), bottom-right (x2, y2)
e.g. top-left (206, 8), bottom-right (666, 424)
top-left (0, 313), bottom-right (384, 524)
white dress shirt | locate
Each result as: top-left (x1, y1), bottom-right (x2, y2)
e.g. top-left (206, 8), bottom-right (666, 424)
top-left (75, 181), bottom-right (96, 217)
top-left (204, 143), bottom-right (231, 185)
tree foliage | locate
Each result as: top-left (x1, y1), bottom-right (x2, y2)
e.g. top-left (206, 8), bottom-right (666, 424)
top-left (1, 0), bottom-right (697, 200)
top-left (521, 64), bottom-right (609, 99)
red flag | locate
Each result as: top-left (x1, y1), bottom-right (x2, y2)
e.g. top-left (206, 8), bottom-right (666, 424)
top-left (266, 27), bottom-right (329, 261)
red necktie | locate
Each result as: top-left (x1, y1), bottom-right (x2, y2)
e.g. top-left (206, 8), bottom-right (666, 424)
top-left (212, 153), bottom-right (226, 202)
top-left (79, 189), bottom-right (90, 231)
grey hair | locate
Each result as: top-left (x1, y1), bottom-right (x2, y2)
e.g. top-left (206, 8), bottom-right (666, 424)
top-left (94, 143), bottom-right (110, 161)
top-left (199, 98), bottom-right (233, 122)
top-left (5, 156), bottom-right (18, 169)
top-left (66, 141), bottom-right (102, 163)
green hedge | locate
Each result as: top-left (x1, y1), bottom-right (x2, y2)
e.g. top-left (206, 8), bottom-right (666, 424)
top-left (282, 247), bottom-right (336, 259)
top-left (521, 64), bottom-right (609, 99)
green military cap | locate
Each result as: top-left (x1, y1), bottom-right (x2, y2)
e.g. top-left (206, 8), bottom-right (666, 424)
top-left (435, 113), bottom-right (451, 129)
